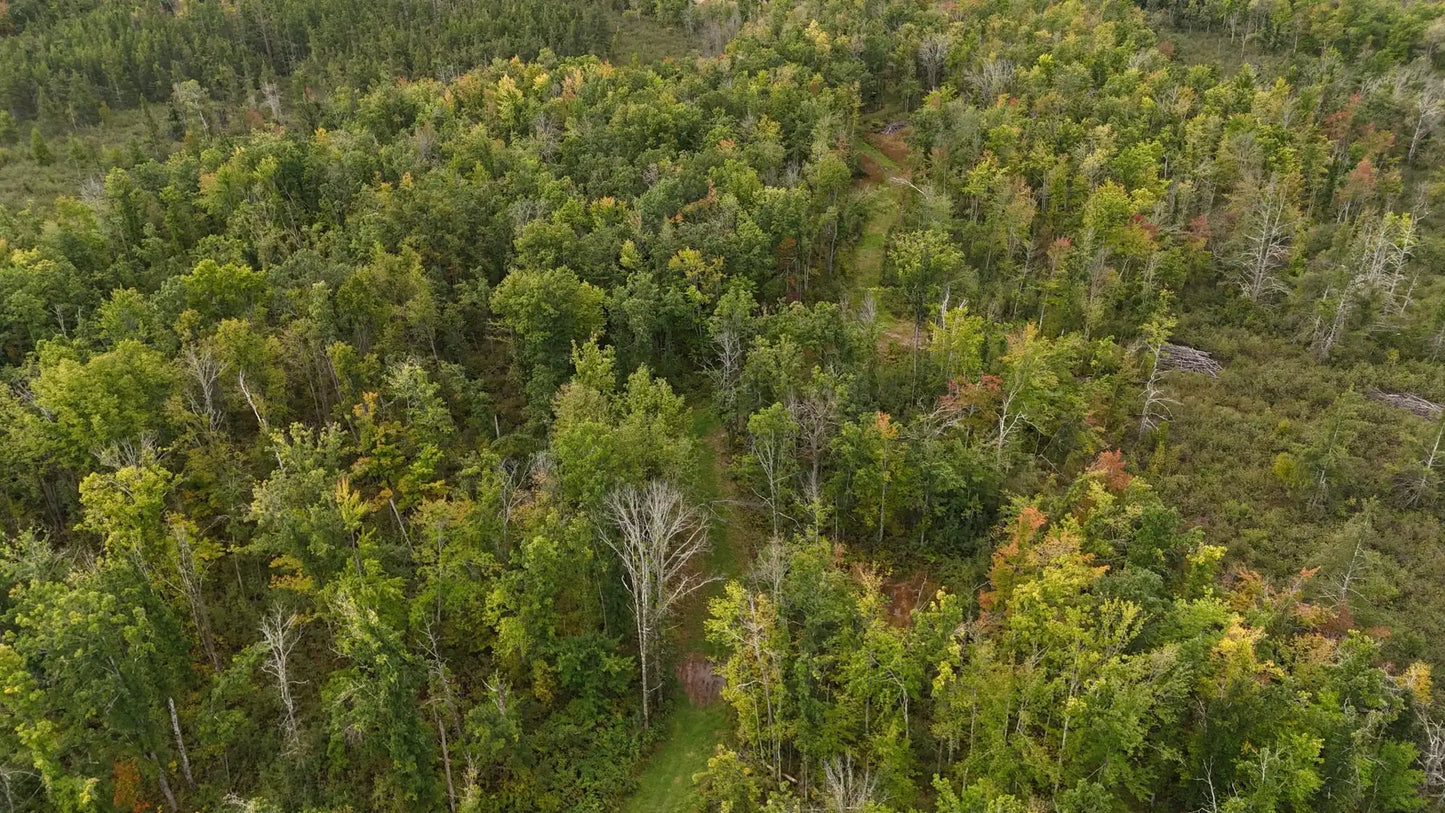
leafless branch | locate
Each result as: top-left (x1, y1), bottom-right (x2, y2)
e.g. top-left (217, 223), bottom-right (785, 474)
top-left (822, 752), bottom-right (878, 812)
top-left (182, 345), bottom-right (227, 434)
top-left (603, 480), bottom-right (715, 728)
top-left (259, 608), bottom-right (303, 752)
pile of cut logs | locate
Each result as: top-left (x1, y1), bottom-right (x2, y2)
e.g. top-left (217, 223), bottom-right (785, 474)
top-left (1159, 344), bottom-right (1223, 377)
top-left (1368, 389), bottom-right (1443, 420)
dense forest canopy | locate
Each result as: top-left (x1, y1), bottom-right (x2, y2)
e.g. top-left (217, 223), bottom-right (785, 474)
top-left (3, 0), bottom-right (1445, 810)
top-left (0, 0), bottom-right (617, 127)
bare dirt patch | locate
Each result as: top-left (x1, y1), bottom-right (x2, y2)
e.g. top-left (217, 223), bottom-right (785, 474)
top-left (676, 652), bottom-right (725, 706)
top-left (858, 150), bottom-right (889, 185)
top-left (882, 572), bottom-right (936, 627)
top-left (867, 129), bottom-right (912, 169)
top-left (877, 319), bottom-right (923, 355)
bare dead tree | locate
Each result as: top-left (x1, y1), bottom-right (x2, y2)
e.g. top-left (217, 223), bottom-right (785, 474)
top-left (746, 412), bottom-right (796, 536)
top-left (259, 608), bottom-right (303, 751)
top-left (150, 750), bottom-right (179, 812)
top-left (1192, 758), bottom-right (1224, 813)
top-left (1233, 172), bottom-right (1296, 301)
top-left (1379, 215), bottom-right (1418, 318)
top-left (1325, 517), bottom-right (1371, 616)
top-left (915, 391), bottom-right (972, 445)
top-left (1429, 321), bottom-right (1445, 362)
top-left (698, 9), bottom-right (742, 56)
top-left (239, 371), bottom-right (286, 471)
top-left (1314, 213), bottom-right (1416, 358)
top-left (51, 302), bottom-right (73, 339)
top-left (1311, 284), bottom-right (1351, 362)
top-left (483, 672), bottom-right (512, 721)
top-left (182, 345), bottom-right (227, 434)
top-left (172, 522), bottom-right (221, 674)
top-left (1424, 715), bottom-right (1445, 802)
top-left (94, 434), bottom-right (160, 472)
top-left (1367, 389), bottom-right (1443, 420)
top-left (1403, 412), bottom-right (1445, 507)
top-left (1407, 77), bottom-right (1443, 164)
top-left (750, 537), bottom-right (789, 610)
top-left (79, 174), bottom-right (106, 209)
top-left (0, 765), bottom-right (36, 812)
top-left (967, 58), bottom-right (1014, 103)
top-left (12, 380), bottom-right (51, 421)
top-left (223, 794), bottom-right (281, 813)
top-left (712, 322), bottom-right (746, 436)
top-left (603, 480), bottom-right (714, 728)
top-left (917, 33), bottom-right (951, 91)
top-left (237, 370), bottom-right (268, 433)
top-left (994, 380), bottom-right (1029, 466)
top-left (993, 333), bottom-right (1050, 466)
top-left (417, 121), bottom-right (440, 163)
top-left (858, 289), bottom-right (877, 327)
top-left (171, 80), bottom-right (212, 138)
top-left (498, 454), bottom-right (538, 549)
top-left (168, 696), bottom-right (195, 789)
top-left (422, 623), bottom-right (462, 813)
top-left (787, 384), bottom-right (842, 511)
top-left (1139, 344), bottom-right (1180, 434)
top-left (260, 81), bottom-right (284, 122)
top-left (822, 752), bottom-right (878, 812)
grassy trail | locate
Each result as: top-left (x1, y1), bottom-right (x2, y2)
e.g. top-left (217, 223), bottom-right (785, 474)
top-left (849, 127), bottom-right (921, 357)
top-left (848, 136), bottom-right (908, 302)
top-left (623, 121), bottom-right (917, 811)
top-left (622, 702), bottom-right (730, 813)
top-left (621, 409), bottom-right (755, 813)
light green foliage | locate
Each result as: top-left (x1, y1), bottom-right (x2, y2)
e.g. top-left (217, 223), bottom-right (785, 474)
top-left (988, 324), bottom-right (1084, 466)
top-left (705, 465), bottom-right (1427, 812)
top-left (78, 457), bottom-right (173, 564)
top-left (930, 304), bottom-right (985, 383)
top-left (0, 0), bottom-right (1440, 810)
top-left (1, 559), bottom-right (189, 811)
top-left (0, 249), bottom-right (92, 359)
top-left (741, 403), bottom-right (800, 534)
top-left (492, 265), bottom-right (606, 412)
top-left (33, 339), bottom-right (177, 458)
top-left (176, 259), bottom-right (268, 324)
top-left (707, 582), bottom-right (788, 780)
top-left (552, 351), bottom-right (697, 509)
top-left (889, 228), bottom-right (967, 336)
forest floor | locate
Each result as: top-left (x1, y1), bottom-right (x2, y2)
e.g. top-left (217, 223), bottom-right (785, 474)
top-left (1154, 23), bottom-right (1289, 81)
top-left (622, 408), bottom-right (757, 812)
top-left (623, 701), bottom-right (730, 813)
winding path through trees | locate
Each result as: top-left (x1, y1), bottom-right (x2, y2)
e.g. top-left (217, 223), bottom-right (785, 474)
top-left (622, 122), bottom-right (918, 809)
